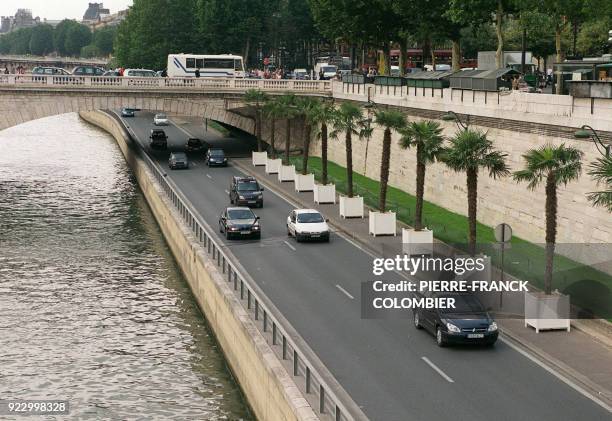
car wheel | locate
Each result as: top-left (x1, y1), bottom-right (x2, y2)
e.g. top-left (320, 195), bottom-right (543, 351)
top-left (230, 197), bottom-right (234, 204)
top-left (219, 222), bottom-right (223, 233)
top-left (414, 312), bottom-right (422, 329)
top-left (225, 231), bottom-right (231, 240)
top-left (296, 234), bottom-right (302, 243)
top-left (436, 327), bottom-right (447, 347)
top-left (286, 225), bottom-right (291, 236)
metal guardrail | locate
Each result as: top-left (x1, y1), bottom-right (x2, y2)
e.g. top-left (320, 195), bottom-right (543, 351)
top-left (107, 112), bottom-right (361, 421)
top-left (0, 75), bottom-right (332, 93)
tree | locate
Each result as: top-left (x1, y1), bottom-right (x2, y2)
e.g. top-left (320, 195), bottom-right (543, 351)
top-left (262, 97), bottom-right (284, 158)
top-left (65, 23), bottom-right (92, 56)
top-left (93, 26), bottom-right (117, 56)
top-left (297, 97), bottom-right (321, 175)
top-left (448, 0), bottom-right (516, 69)
top-left (80, 44), bottom-right (101, 58)
top-left (244, 89), bottom-right (269, 152)
top-left (443, 129), bottom-right (509, 255)
top-left (29, 24), bottom-right (54, 56)
top-left (587, 156), bottom-right (612, 212)
top-left (309, 101), bottom-right (337, 184)
top-left (513, 145), bottom-right (583, 294)
top-left (330, 102), bottom-right (369, 198)
top-left (277, 94), bottom-right (298, 165)
top-left (54, 20), bottom-right (79, 56)
top-left (374, 109), bottom-right (406, 212)
top-left (399, 121), bottom-right (445, 230)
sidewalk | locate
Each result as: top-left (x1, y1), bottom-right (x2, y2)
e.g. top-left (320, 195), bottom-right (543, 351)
top-left (234, 157), bottom-right (612, 409)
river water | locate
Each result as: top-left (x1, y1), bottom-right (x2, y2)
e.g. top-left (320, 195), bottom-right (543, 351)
top-left (0, 113), bottom-right (252, 420)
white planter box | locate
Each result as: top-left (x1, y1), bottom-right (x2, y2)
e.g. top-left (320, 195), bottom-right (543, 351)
top-left (295, 173), bottom-right (315, 192)
top-left (252, 151), bottom-right (267, 166)
top-left (314, 184), bottom-right (336, 204)
top-left (402, 228), bottom-right (433, 255)
top-left (369, 211), bottom-right (397, 236)
top-left (278, 165), bottom-right (295, 182)
top-left (339, 196), bottom-right (364, 218)
top-left (265, 158), bottom-right (282, 174)
top-left (525, 291), bottom-right (571, 332)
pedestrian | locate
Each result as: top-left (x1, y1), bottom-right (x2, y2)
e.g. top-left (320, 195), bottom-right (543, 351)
top-left (3, 66), bottom-right (8, 74)
top-left (318, 69), bottom-right (324, 80)
top-left (195, 67), bottom-right (200, 78)
top-left (161, 68), bottom-right (167, 77)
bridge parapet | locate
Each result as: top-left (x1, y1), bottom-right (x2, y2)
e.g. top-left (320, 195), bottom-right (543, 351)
top-left (0, 75), bottom-right (332, 95)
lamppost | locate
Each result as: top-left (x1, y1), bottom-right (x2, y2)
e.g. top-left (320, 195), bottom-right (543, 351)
top-left (441, 110), bottom-right (470, 131)
top-left (574, 125), bottom-right (611, 157)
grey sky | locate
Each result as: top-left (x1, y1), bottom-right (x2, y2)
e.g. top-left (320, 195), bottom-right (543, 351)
top-left (0, 1), bottom-right (133, 21)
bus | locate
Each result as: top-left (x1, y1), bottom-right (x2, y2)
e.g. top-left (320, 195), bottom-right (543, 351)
top-left (167, 54), bottom-right (245, 78)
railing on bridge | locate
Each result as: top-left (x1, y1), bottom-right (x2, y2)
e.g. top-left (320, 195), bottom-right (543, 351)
top-left (0, 74), bottom-right (331, 93)
top-left (108, 112), bottom-right (361, 421)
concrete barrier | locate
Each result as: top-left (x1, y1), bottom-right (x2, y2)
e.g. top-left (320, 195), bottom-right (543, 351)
top-left (79, 110), bottom-right (318, 421)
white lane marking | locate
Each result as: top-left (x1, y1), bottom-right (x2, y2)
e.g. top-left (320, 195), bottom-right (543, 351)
top-left (421, 357), bottom-right (454, 383)
top-left (500, 336), bottom-right (612, 413)
top-left (335, 284), bottom-right (354, 300)
top-left (283, 241), bottom-right (296, 251)
top-left (206, 174), bottom-right (212, 179)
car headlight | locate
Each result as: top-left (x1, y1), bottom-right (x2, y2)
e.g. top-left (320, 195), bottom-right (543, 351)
top-left (229, 226), bottom-right (238, 231)
top-left (238, 195), bottom-right (245, 199)
top-left (223, 158), bottom-right (227, 162)
top-left (488, 322), bottom-right (498, 332)
top-left (446, 322), bottom-right (461, 333)
top-left (253, 225), bottom-right (260, 230)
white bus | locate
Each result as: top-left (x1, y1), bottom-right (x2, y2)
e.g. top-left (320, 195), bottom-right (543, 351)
top-left (167, 54), bottom-right (245, 78)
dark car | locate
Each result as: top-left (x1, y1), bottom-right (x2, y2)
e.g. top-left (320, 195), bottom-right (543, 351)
top-left (169, 152), bottom-right (188, 169)
top-left (229, 176), bottom-right (264, 207)
top-left (185, 137), bottom-right (205, 152)
top-left (413, 293), bottom-right (498, 347)
top-left (149, 129), bottom-right (168, 149)
top-left (32, 66), bottom-right (70, 75)
top-left (205, 148), bottom-right (227, 167)
top-left (219, 207), bottom-right (261, 240)
top-left (72, 66), bottom-right (105, 76)
top-left (121, 107), bottom-right (135, 117)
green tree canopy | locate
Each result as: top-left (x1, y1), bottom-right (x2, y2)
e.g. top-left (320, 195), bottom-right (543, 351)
top-left (64, 23), bottom-right (92, 56)
top-left (29, 24), bottom-right (54, 56)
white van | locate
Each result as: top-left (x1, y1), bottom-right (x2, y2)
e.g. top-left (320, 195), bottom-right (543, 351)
top-left (314, 62), bottom-right (338, 80)
top-left (123, 69), bottom-right (157, 77)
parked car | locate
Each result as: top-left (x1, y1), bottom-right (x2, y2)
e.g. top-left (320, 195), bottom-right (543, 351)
top-left (205, 148), bottom-right (227, 167)
top-left (153, 113), bottom-right (169, 126)
top-left (413, 292), bottom-right (498, 347)
top-left (229, 176), bottom-right (264, 207)
top-left (293, 68), bottom-right (310, 80)
top-left (124, 69), bottom-right (157, 77)
top-left (121, 107), bottom-right (135, 117)
top-left (149, 129), bottom-right (168, 149)
top-left (32, 66), bottom-right (70, 75)
top-left (169, 152), bottom-right (189, 169)
top-left (286, 209), bottom-right (330, 242)
top-left (185, 137), bottom-right (205, 152)
top-left (103, 70), bottom-right (120, 76)
top-left (72, 65), bottom-right (105, 76)
top-left (219, 207), bottom-right (261, 240)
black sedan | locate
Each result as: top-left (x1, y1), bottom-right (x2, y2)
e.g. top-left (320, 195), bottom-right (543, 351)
top-left (169, 152), bottom-right (188, 170)
top-left (219, 207), bottom-right (261, 240)
top-left (413, 293), bottom-right (498, 347)
top-left (205, 148), bottom-right (227, 167)
top-left (121, 107), bottom-right (135, 117)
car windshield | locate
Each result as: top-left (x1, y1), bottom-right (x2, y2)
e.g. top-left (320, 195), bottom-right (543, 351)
top-left (237, 182), bottom-right (259, 191)
top-left (172, 153), bottom-right (186, 160)
top-left (440, 294), bottom-right (485, 314)
top-left (156, 114), bottom-right (167, 118)
top-left (297, 212), bottom-right (324, 223)
top-left (210, 150), bottom-right (224, 157)
top-left (322, 66), bottom-right (337, 73)
top-left (228, 209), bottom-right (254, 220)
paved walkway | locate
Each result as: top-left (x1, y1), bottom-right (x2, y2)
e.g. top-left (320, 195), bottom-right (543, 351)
top-left (234, 157), bottom-right (612, 409)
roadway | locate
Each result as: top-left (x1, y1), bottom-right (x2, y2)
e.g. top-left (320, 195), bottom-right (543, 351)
top-left (118, 111), bottom-right (611, 421)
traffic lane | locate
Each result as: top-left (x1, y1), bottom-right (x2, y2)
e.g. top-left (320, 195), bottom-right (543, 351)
top-left (121, 113), bottom-right (611, 420)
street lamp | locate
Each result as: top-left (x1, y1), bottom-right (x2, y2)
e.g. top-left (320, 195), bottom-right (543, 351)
top-left (441, 110), bottom-right (470, 131)
top-left (573, 125), bottom-right (611, 157)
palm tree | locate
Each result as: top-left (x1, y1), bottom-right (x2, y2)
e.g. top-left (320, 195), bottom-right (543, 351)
top-left (310, 101), bottom-right (337, 185)
top-left (399, 121), bottom-right (445, 230)
top-left (296, 97), bottom-right (320, 175)
top-left (330, 102), bottom-right (369, 198)
top-left (244, 89), bottom-right (269, 152)
top-left (262, 97), bottom-right (284, 159)
top-left (374, 109), bottom-right (406, 212)
top-left (277, 94), bottom-right (298, 165)
top-left (587, 156), bottom-right (612, 212)
top-left (443, 129), bottom-right (510, 255)
top-left (513, 144), bottom-right (583, 295)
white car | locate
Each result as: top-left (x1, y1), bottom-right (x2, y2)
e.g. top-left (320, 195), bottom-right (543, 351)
top-left (153, 113), bottom-right (169, 126)
top-left (287, 209), bottom-right (330, 242)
